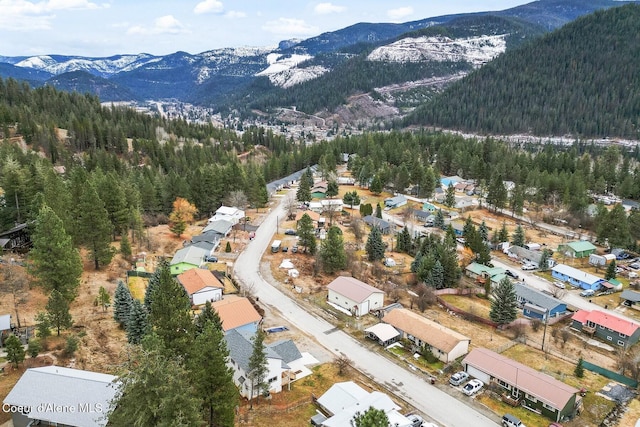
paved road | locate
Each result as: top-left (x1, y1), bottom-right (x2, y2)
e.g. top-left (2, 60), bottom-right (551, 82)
top-left (234, 195), bottom-right (498, 427)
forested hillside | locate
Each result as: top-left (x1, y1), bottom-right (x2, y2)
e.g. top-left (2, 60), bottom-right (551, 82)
top-left (406, 4), bottom-right (640, 139)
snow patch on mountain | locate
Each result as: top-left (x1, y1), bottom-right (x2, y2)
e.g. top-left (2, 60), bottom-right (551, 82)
top-left (257, 53), bottom-right (313, 75)
top-left (14, 54), bottom-right (160, 76)
top-left (367, 34), bottom-right (508, 66)
top-left (255, 53), bottom-right (327, 88)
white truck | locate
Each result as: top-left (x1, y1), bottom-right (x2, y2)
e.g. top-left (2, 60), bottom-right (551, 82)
top-left (271, 240), bottom-right (282, 253)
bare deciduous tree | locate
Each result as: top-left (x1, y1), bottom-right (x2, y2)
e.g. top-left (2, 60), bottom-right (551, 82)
top-left (511, 323), bottom-right (527, 340)
top-left (530, 318), bottom-right (542, 332)
top-left (350, 218), bottom-right (364, 249)
top-left (560, 329), bottom-right (571, 348)
top-left (284, 193), bottom-right (297, 220)
top-left (547, 284), bottom-right (566, 299)
top-left (1, 263), bottom-right (29, 328)
top-left (334, 354), bottom-right (352, 376)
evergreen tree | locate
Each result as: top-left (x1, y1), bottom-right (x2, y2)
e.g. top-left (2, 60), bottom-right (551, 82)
top-left (126, 299), bottom-right (148, 345)
top-left (108, 340), bottom-right (202, 427)
top-left (76, 182), bottom-right (115, 269)
top-left (28, 205), bottom-right (83, 301)
top-left (343, 190), bottom-right (361, 209)
top-left (296, 213), bottom-right (317, 255)
top-left (487, 174), bottom-right (507, 212)
top-left (434, 209), bottom-right (445, 229)
top-left (430, 260), bottom-right (445, 289)
top-left (365, 226), bottom-right (386, 262)
top-left (605, 260), bottom-right (617, 280)
top-left (375, 203), bottom-right (382, 219)
top-left (574, 357), bottom-right (585, 378)
top-left (35, 312), bottom-right (51, 339)
top-left (498, 221), bottom-right (509, 242)
top-left (225, 241), bottom-right (232, 252)
top-left (27, 338), bottom-right (41, 359)
top-left (120, 232), bottom-right (132, 260)
top-left (194, 301), bottom-right (223, 337)
top-left (352, 407), bottom-right (389, 427)
top-left (511, 225), bottom-right (526, 247)
top-left (97, 286), bottom-right (111, 312)
top-left (479, 221), bottom-right (489, 242)
top-left (490, 277), bottom-right (518, 326)
top-left (189, 323), bottom-right (237, 427)
top-left (320, 226), bottom-right (347, 273)
top-left (539, 248), bottom-right (552, 271)
top-left (46, 289), bottom-right (73, 336)
top-left (247, 330), bottom-right (268, 408)
top-left (359, 203), bottom-right (373, 217)
top-left (597, 204), bottom-right (632, 248)
top-left (370, 175), bottom-right (383, 195)
top-left (396, 226), bottom-right (411, 253)
top-left (326, 180), bottom-right (339, 198)
top-left (148, 262), bottom-right (194, 357)
top-left (5, 335), bottom-right (25, 367)
top-left (509, 184), bottom-right (525, 217)
top-left (144, 264), bottom-right (163, 311)
top-left (113, 280), bottom-right (133, 327)
top-left (296, 168), bottom-right (313, 202)
top-left (445, 183), bottom-right (456, 208)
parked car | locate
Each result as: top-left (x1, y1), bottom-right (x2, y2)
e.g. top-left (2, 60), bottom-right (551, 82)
top-left (502, 413), bottom-right (525, 427)
top-left (522, 263), bottom-right (537, 271)
top-left (629, 262), bottom-right (640, 270)
top-left (505, 270), bottom-right (519, 279)
top-left (449, 371), bottom-right (469, 386)
top-left (406, 414), bottom-right (423, 427)
top-left (553, 281), bottom-right (566, 289)
top-left (281, 246), bottom-right (289, 253)
top-left (580, 289), bottom-right (595, 297)
top-left (462, 379), bottom-right (484, 396)
top-left (205, 255), bottom-right (218, 263)
top-left (284, 229), bottom-right (297, 235)
top-left (291, 245), bottom-right (298, 253)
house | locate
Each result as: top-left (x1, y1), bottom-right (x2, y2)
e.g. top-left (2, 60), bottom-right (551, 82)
top-left (202, 219), bottom-right (234, 237)
top-left (462, 348), bottom-right (580, 423)
top-left (308, 201), bottom-right (323, 213)
top-left (423, 202), bottom-right (437, 212)
top-left (514, 283), bottom-right (567, 320)
top-left (620, 290), bottom-right (640, 308)
top-left (440, 176), bottom-right (463, 188)
top-left (266, 164), bottom-right (318, 196)
top-left (382, 308), bottom-right (470, 363)
top-left (364, 323), bottom-right (401, 347)
top-left (3, 366), bottom-right (117, 427)
top-left (507, 245), bottom-right (555, 269)
top-left (337, 176), bottom-right (355, 185)
top-left (362, 215), bottom-right (392, 234)
top-left (170, 245), bottom-right (209, 274)
top-left (320, 199), bottom-right (343, 212)
top-left (327, 276), bottom-right (385, 316)
top-left (412, 209), bottom-right (433, 222)
top-left (465, 262), bottom-right (506, 286)
top-left (296, 210), bottom-right (321, 227)
top-left (0, 314), bottom-right (11, 346)
top-left (311, 181), bottom-right (328, 198)
top-left (211, 295), bottom-right (262, 335)
top-left (225, 329), bottom-right (305, 400)
top-left (384, 195), bottom-right (407, 209)
top-left (177, 268), bottom-right (224, 306)
top-left (312, 381), bottom-right (414, 427)
top-left (571, 310), bottom-right (640, 348)
top-left (208, 205), bottom-right (245, 225)
top-left (551, 264), bottom-right (605, 290)
top-left (191, 230), bottom-right (221, 245)
top-left (557, 241), bottom-right (597, 258)
top-left (622, 199), bottom-right (640, 212)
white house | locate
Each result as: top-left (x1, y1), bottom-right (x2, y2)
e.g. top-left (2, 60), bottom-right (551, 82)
top-left (327, 276), bottom-right (385, 316)
top-left (176, 268), bottom-right (224, 306)
top-left (3, 366), bottom-right (117, 427)
top-left (208, 205), bottom-right (245, 225)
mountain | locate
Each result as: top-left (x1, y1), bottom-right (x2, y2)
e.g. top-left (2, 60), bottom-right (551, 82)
top-left (405, 4), bottom-right (640, 139)
top-left (47, 70), bottom-right (138, 102)
top-left (0, 0), bottom-right (634, 116)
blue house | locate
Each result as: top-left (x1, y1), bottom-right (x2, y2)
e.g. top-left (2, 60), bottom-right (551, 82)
top-left (551, 264), bottom-right (605, 290)
top-left (440, 176), bottom-right (462, 188)
top-left (514, 283), bottom-right (567, 320)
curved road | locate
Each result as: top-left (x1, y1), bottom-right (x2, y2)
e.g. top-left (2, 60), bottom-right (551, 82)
top-left (234, 195), bottom-right (498, 427)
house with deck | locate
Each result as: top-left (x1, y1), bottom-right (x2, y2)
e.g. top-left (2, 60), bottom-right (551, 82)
top-left (208, 205), bottom-right (245, 225)
top-left (462, 348), bottom-right (581, 423)
top-left (571, 309), bottom-right (640, 348)
top-left (514, 283), bottom-right (567, 320)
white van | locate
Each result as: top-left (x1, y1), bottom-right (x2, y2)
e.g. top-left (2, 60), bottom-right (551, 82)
top-left (502, 414), bottom-right (525, 427)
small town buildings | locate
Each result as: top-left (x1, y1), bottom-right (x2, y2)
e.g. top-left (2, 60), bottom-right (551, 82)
top-left (362, 215), bottom-right (392, 234)
top-left (296, 210), bottom-right (321, 228)
top-left (382, 308), bottom-right (470, 363)
top-left (422, 202), bottom-right (437, 212)
top-left (588, 253), bottom-right (616, 267)
top-left (514, 283), bottom-right (567, 320)
top-left (177, 268), bottom-right (224, 306)
top-left (557, 241), bottom-right (597, 259)
top-left (364, 323), bottom-right (401, 346)
top-left (191, 230), bottom-right (221, 245)
top-left (551, 264), bottom-right (605, 290)
top-left (462, 348), bottom-right (580, 423)
top-left (620, 289), bottom-right (640, 308)
top-left (3, 366), bottom-right (117, 427)
top-left (202, 219), bottom-right (234, 237)
top-left (211, 295), bottom-right (262, 335)
top-left (225, 329), bottom-right (304, 400)
top-left (208, 205), bottom-right (245, 225)
top-left (311, 381), bottom-right (414, 427)
top-left (506, 245), bottom-right (556, 269)
top-left (571, 309), bottom-right (640, 348)
top-left (440, 176), bottom-right (463, 188)
top-left (384, 195), bottom-right (407, 209)
top-left (465, 262), bottom-right (506, 286)
top-left (169, 245), bottom-right (209, 275)
top-left (327, 276), bottom-right (385, 316)
top-left (320, 199), bottom-right (343, 211)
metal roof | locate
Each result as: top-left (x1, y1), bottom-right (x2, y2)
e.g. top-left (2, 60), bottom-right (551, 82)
top-left (515, 283), bottom-right (566, 311)
top-left (327, 276), bottom-right (384, 304)
top-left (552, 264), bottom-right (603, 285)
top-left (364, 323), bottom-right (401, 343)
top-left (0, 314), bottom-right (10, 331)
top-left (621, 290), bottom-right (640, 303)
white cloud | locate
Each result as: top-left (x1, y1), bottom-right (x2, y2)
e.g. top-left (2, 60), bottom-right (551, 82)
top-left (262, 18), bottom-right (318, 36)
top-left (127, 15), bottom-right (189, 35)
top-left (0, 0), bottom-right (106, 30)
top-left (193, 0), bottom-right (223, 15)
top-left (387, 6), bottom-right (413, 21)
top-left (225, 10), bottom-right (246, 19)
top-left (314, 2), bottom-right (345, 15)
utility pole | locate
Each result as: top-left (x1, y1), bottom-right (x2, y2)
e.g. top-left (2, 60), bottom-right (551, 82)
top-left (542, 308), bottom-right (549, 352)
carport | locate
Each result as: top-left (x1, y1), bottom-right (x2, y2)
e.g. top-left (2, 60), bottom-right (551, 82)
top-left (364, 323), bottom-right (400, 347)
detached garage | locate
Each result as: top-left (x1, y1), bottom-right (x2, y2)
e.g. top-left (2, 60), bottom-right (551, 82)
top-left (327, 276), bottom-right (385, 316)
top-left (177, 268), bottom-right (224, 306)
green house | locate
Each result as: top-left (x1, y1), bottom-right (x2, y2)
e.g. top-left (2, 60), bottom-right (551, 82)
top-left (558, 241), bottom-right (597, 258)
top-left (170, 245), bottom-right (208, 275)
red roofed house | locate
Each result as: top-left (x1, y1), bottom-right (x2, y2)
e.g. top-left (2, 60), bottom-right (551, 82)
top-left (211, 295), bottom-right (262, 335)
top-left (177, 268), bottom-right (224, 306)
top-left (571, 309), bottom-right (640, 348)
top-left (381, 308), bottom-right (470, 363)
top-left (327, 276), bottom-right (384, 317)
top-left (462, 348), bottom-right (581, 423)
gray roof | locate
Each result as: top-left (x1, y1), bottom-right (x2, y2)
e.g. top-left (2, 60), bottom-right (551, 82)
top-left (268, 339), bottom-right (303, 364)
top-left (508, 245), bottom-right (543, 263)
top-left (3, 366), bottom-right (117, 427)
top-left (362, 215), bottom-right (391, 230)
top-left (203, 219), bottom-right (233, 235)
top-left (266, 165), bottom-right (319, 194)
top-left (621, 290), bottom-right (640, 303)
top-left (190, 240), bottom-right (216, 254)
top-left (225, 330), bottom-right (302, 372)
top-left (170, 245), bottom-right (208, 266)
top-left (514, 283), bottom-right (565, 311)
top-left (0, 314), bottom-right (10, 331)
top-left (191, 231), bottom-right (221, 244)
top-left (412, 209), bottom-right (432, 220)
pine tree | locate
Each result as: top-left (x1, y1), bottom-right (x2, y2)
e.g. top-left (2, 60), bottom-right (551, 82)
top-left (574, 357), bottom-right (585, 378)
top-left (479, 221), bottom-right (489, 242)
top-left (490, 277), bottom-right (518, 326)
top-left (352, 407), bottom-right (389, 427)
top-left (343, 190), bottom-right (361, 210)
top-left (27, 338), bottom-right (41, 359)
top-left (296, 168), bottom-right (313, 202)
top-left (396, 226), bottom-right (411, 253)
top-left (28, 205), bottom-right (83, 301)
top-left (113, 280), bottom-right (133, 327)
top-left (46, 289), bottom-right (73, 336)
top-left (247, 330), bottom-right (268, 408)
top-left (126, 299), bottom-right (148, 345)
top-left (512, 225), bottom-right (526, 247)
top-left (144, 264), bottom-right (163, 311)
top-left (35, 312), bottom-right (51, 339)
top-left (434, 209), bottom-right (445, 229)
top-left (445, 183), bottom-right (456, 208)
top-left (370, 175), bottom-right (383, 195)
top-left (296, 213), bottom-right (317, 254)
top-left (97, 286), bottom-right (111, 312)
top-left (605, 260), bottom-right (617, 280)
top-left (431, 260), bottom-right (445, 289)
top-left (225, 241), bottom-right (232, 252)
top-left (194, 301), bottom-right (223, 336)
top-left (375, 203), bottom-right (382, 219)
top-left (326, 180), bottom-right (339, 198)
top-left (76, 182), bottom-right (115, 269)
top-left (5, 335), bottom-right (25, 367)
top-left (498, 221), bottom-right (509, 242)
top-left (120, 232), bottom-right (132, 260)
top-left (365, 226), bottom-right (386, 262)
top-left (539, 248), bottom-right (552, 271)
top-left (320, 226), bottom-right (347, 273)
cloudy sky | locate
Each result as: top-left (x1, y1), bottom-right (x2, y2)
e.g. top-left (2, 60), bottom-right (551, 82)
top-left (0, 0), bottom-right (532, 57)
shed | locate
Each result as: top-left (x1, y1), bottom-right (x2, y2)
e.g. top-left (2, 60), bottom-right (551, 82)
top-left (557, 241), bottom-right (597, 258)
top-left (327, 276), bottom-right (385, 316)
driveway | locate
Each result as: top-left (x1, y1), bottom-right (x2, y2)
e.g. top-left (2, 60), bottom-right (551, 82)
top-left (234, 194), bottom-right (499, 427)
